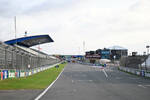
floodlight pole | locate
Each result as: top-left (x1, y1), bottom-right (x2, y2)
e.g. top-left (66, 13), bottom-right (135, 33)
top-left (145, 45), bottom-right (149, 72)
top-left (38, 42), bottom-right (41, 68)
top-left (14, 16), bottom-right (17, 41)
top-left (83, 41), bottom-right (85, 54)
top-left (14, 16), bottom-right (18, 70)
top-left (78, 47), bottom-right (80, 55)
top-left (114, 55), bottom-right (116, 66)
top-left (146, 45), bottom-right (150, 55)
top-left (83, 41), bottom-right (85, 62)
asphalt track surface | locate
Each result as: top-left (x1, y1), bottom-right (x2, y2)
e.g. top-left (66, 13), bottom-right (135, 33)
top-left (0, 63), bottom-right (150, 100)
top-left (39, 63), bottom-right (150, 100)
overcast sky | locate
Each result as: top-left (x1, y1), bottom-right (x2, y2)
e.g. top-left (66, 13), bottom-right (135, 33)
top-left (0, 0), bottom-right (150, 55)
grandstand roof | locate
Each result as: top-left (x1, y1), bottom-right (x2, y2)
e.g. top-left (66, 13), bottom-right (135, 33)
top-left (4, 35), bottom-right (54, 47)
top-left (108, 45), bottom-right (127, 50)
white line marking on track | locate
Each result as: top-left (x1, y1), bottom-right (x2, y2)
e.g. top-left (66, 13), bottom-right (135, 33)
top-left (145, 85), bottom-right (150, 87)
top-left (73, 89), bottom-right (77, 92)
top-left (138, 85), bottom-right (147, 88)
top-left (72, 80), bottom-right (74, 83)
top-left (34, 67), bottom-right (65, 100)
top-left (102, 69), bottom-right (108, 78)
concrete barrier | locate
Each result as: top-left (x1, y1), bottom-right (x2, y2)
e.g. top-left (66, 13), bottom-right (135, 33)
top-left (119, 67), bottom-right (150, 78)
top-left (145, 73), bottom-right (150, 77)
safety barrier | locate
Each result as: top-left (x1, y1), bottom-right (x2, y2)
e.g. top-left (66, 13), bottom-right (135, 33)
top-left (119, 66), bottom-right (150, 78)
top-left (0, 62), bottom-right (62, 80)
top-left (0, 42), bottom-right (60, 70)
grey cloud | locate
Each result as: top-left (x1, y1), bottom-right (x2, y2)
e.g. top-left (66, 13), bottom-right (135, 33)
top-left (0, 0), bottom-right (79, 17)
top-left (0, 0), bottom-right (32, 17)
top-left (23, 0), bottom-right (79, 15)
top-left (129, 0), bottom-right (141, 11)
top-left (0, 0), bottom-right (15, 17)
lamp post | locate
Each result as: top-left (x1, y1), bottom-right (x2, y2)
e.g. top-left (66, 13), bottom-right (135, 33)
top-left (4, 46), bottom-right (9, 69)
top-left (113, 55), bottom-right (116, 67)
top-left (12, 48), bottom-right (16, 69)
top-left (146, 45), bottom-right (150, 55)
top-left (145, 45), bottom-right (149, 72)
top-left (38, 42), bottom-right (41, 67)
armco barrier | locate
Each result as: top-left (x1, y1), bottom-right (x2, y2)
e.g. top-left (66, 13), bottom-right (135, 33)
top-left (119, 67), bottom-right (150, 78)
top-left (25, 70), bottom-right (29, 76)
top-left (0, 70), bottom-right (2, 80)
top-left (9, 70), bottom-right (15, 78)
top-left (141, 70), bottom-right (145, 77)
top-left (32, 69), bottom-right (34, 75)
top-left (34, 69), bottom-right (37, 74)
top-left (0, 62), bottom-right (62, 81)
top-left (1, 72), bottom-right (3, 80)
top-left (16, 70), bottom-right (20, 78)
top-left (37, 68), bottom-right (39, 72)
top-left (136, 71), bottom-right (140, 75)
top-left (29, 70), bottom-right (32, 76)
top-left (3, 70), bottom-right (8, 79)
top-left (0, 70), bottom-right (1, 80)
top-left (20, 70), bottom-right (25, 77)
top-left (145, 73), bottom-right (150, 77)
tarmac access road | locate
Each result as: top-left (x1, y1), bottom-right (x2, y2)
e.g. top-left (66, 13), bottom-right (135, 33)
top-left (0, 63), bottom-right (150, 100)
top-left (37, 63), bottom-right (150, 100)
top-left (0, 89), bottom-right (42, 100)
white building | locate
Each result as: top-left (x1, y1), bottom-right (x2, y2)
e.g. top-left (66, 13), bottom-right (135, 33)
top-left (141, 55), bottom-right (150, 68)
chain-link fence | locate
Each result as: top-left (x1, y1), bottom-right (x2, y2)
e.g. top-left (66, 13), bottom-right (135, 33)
top-left (0, 42), bottom-right (60, 70)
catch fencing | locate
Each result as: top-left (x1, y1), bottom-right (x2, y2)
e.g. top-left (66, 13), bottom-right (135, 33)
top-left (0, 42), bottom-right (60, 70)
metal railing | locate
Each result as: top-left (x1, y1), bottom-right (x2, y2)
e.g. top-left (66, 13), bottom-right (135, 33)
top-left (0, 42), bottom-right (59, 70)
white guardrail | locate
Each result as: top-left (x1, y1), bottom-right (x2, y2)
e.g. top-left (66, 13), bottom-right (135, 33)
top-left (0, 62), bottom-right (63, 80)
top-left (119, 67), bottom-right (150, 78)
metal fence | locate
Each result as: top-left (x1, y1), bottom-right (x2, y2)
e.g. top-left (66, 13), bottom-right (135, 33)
top-left (0, 42), bottom-right (60, 70)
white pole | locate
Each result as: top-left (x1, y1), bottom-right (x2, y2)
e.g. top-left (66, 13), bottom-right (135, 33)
top-left (78, 47), bottom-right (80, 55)
top-left (14, 16), bottom-right (17, 70)
top-left (14, 16), bottom-right (17, 40)
top-left (83, 41), bottom-right (85, 54)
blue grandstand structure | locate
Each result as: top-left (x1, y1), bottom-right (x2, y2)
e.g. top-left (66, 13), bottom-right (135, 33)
top-left (0, 34), bottom-right (61, 80)
top-left (4, 34), bottom-right (54, 47)
top-left (0, 34), bottom-right (60, 70)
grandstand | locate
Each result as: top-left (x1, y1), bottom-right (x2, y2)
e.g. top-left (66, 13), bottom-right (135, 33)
top-left (0, 35), bottom-right (60, 70)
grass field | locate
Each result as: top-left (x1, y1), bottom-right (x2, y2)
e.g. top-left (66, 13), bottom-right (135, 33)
top-left (0, 63), bottom-right (66, 90)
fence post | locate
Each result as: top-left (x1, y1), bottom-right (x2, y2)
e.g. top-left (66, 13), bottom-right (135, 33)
top-left (4, 46), bottom-right (8, 69)
top-left (12, 49), bottom-right (14, 69)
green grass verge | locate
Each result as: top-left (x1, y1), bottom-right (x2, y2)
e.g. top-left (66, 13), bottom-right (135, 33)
top-left (0, 63), bottom-right (66, 90)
